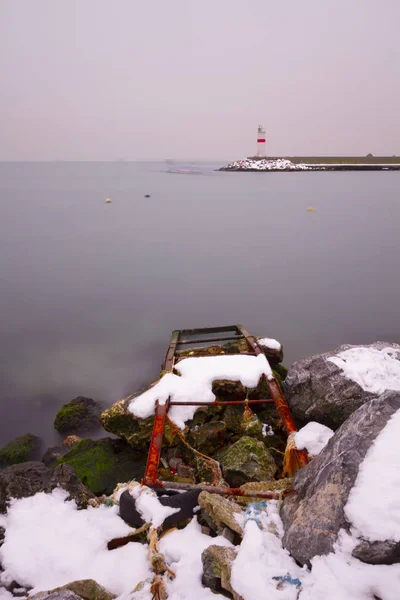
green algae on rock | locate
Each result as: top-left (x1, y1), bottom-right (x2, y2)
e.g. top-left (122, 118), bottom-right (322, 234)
top-left (56, 438), bottom-right (146, 495)
top-left (213, 436), bottom-right (277, 487)
top-left (0, 434), bottom-right (42, 468)
top-left (54, 397), bottom-right (100, 434)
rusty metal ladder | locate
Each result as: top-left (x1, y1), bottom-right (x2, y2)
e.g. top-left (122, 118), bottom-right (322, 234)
top-left (143, 325), bottom-right (309, 490)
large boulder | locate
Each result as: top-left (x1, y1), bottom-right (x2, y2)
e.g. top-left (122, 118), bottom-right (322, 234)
top-left (280, 390), bottom-right (400, 566)
top-left (57, 438), bottom-right (146, 495)
top-left (284, 341), bottom-right (400, 428)
top-left (214, 436), bottom-right (277, 487)
top-left (0, 434), bottom-right (43, 468)
top-left (0, 461), bottom-right (95, 513)
top-left (54, 397), bottom-right (101, 434)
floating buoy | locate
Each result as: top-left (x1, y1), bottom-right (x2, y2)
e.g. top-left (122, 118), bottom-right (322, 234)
top-left (105, 198), bottom-right (112, 203)
top-left (306, 206), bottom-right (315, 212)
top-left (145, 194), bottom-right (151, 198)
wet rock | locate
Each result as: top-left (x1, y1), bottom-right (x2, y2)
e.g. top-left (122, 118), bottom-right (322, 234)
top-left (202, 545), bottom-right (242, 600)
top-left (30, 591), bottom-right (82, 600)
top-left (284, 342), bottom-right (400, 428)
top-left (54, 397), bottom-right (101, 434)
top-left (100, 399), bottom-right (156, 450)
top-left (0, 461), bottom-right (95, 512)
top-left (280, 391), bottom-right (400, 566)
top-left (188, 421), bottom-right (230, 455)
top-left (199, 491), bottom-right (244, 539)
top-left (214, 436), bottom-right (277, 487)
top-left (63, 436), bottom-right (82, 448)
top-left (57, 438), bottom-right (146, 495)
top-left (256, 338), bottom-right (284, 366)
top-left (42, 446), bottom-right (70, 467)
top-left (0, 434), bottom-right (43, 468)
top-left (352, 540), bottom-right (400, 565)
top-left (30, 579), bottom-right (116, 600)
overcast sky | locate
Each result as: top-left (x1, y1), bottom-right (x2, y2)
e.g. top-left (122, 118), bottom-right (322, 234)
top-left (0, 0), bottom-right (399, 160)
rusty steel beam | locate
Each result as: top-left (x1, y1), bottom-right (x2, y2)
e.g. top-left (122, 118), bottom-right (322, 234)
top-left (236, 325), bottom-right (309, 469)
top-left (180, 325), bottom-right (240, 336)
top-left (163, 330), bottom-right (180, 372)
top-left (236, 324), bottom-right (262, 355)
top-left (168, 398), bottom-right (275, 406)
top-left (176, 335), bottom-right (243, 345)
top-left (150, 480), bottom-right (290, 500)
top-left (143, 401), bottom-right (169, 486)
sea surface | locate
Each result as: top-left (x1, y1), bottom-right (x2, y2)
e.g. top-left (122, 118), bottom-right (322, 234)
top-left (0, 161), bottom-right (399, 447)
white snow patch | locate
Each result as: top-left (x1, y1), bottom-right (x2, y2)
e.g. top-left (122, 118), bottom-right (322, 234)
top-left (130, 486), bottom-right (179, 529)
top-left (232, 500), bottom-right (305, 600)
top-left (294, 422), bottom-right (334, 456)
top-left (129, 354), bottom-right (273, 428)
top-left (0, 489), bottom-right (150, 596)
top-left (159, 517), bottom-right (232, 600)
top-left (327, 346), bottom-right (400, 394)
top-left (262, 423), bottom-right (274, 437)
top-left (345, 407), bottom-right (400, 541)
top-left (300, 530), bottom-right (400, 600)
top-left (258, 338), bottom-right (282, 351)
top-left (2, 486), bottom-right (400, 600)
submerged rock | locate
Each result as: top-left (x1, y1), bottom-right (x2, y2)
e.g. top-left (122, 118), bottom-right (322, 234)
top-left (57, 438), bottom-right (146, 495)
top-left (0, 434), bottom-right (43, 468)
top-left (214, 436), bottom-right (277, 487)
top-left (280, 390), bottom-right (400, 566)
top-left (284, 341), bottom-right (400, 428)
top-left (202, 545), bottom-right (242, 600)
top-left (30, 579), bottom-right (116, 600)
top-left (0, 461), bottom-right (95, 512)
top-left (54, 397), bottom-right (101, 434)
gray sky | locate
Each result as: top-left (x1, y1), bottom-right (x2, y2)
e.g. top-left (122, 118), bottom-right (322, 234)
top-left (0, 0), bottom-right (399, 160)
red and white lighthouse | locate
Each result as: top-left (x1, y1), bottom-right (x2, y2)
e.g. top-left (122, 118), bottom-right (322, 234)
top-left (257, 125), bottom-right (266, 157)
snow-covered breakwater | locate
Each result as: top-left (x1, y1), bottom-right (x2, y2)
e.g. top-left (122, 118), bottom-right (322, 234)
top-left (220, 158), bottom-right (310, 171)
top-left (219, 157), bottom-right (400, 171)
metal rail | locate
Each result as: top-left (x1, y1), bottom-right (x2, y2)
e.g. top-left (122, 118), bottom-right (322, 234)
top-left (144, 324), bottom-right (309, 486)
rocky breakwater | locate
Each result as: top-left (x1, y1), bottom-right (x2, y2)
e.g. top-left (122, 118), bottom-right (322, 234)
top-left (220, 158), bottom-right (310, 171)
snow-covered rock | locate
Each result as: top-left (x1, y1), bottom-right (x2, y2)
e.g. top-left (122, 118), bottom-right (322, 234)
top-left (280, 390), bottom-right (400, 566)
top-left (285, 341), bottom-right (400, 428)
top-left (220, 158), bottom-right (310, 171)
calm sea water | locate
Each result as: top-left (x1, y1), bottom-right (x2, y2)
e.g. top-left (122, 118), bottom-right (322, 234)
top-left (1, 161), bottom-right (399, 447)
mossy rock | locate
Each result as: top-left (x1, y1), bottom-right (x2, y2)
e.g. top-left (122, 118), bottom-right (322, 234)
top-left (213, 436), bottom-right (277, 487)
top-left (100, 399), bottom-right (155, 449)
top-left (56, 438), bottom-right (146, 495)
top-left (188, 421), bottom-right (231, 455)
top-left (54, 397), bottom-right (100, 434)
top-left (274, 363), bottom-right (288, 381)
top-left (0, 434), bottom-right (42, 468)
top-left (30, 579), bottom-right (116, 600)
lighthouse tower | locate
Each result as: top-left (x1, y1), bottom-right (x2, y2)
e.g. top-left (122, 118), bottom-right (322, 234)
top-left (257, 125), bottom-right (266, 157)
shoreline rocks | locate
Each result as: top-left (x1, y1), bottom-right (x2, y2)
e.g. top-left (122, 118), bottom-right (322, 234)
top-left (284, 341), bottom-right (400, 429)
top-left (280, 390), bottom-right (400, 566)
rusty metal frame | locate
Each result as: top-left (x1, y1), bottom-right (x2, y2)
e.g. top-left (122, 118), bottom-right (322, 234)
top-left (143, 324), bottom-right (309, 490)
